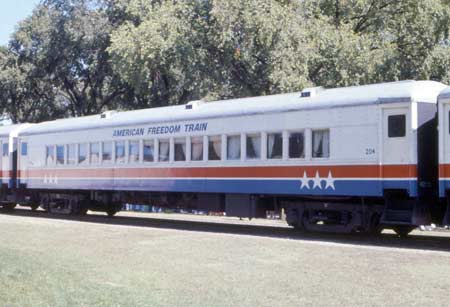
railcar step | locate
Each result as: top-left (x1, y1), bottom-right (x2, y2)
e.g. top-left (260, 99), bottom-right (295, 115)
top-left (381, 209), bottom-right (412, 224)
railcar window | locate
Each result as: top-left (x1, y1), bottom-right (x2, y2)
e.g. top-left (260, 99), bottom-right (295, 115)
top-left (267, 133), bottom-right (283, 159)
top-left (46, 145), bottom-right (54, 165)
top-left (191, 137), bottom-right (203, 161)
top-left (246, 134), bottom-right (261, 159)
top-left (208, 136), bottom-right (221, 161)
top-left (116, 141), bottom-right (125, 163)
top-left (129, 140), bottom-right (140, 163)
top-left (90, 143), bottom-right (100, 164)
top-left (79, 143), bottom-right (88, 165)
top-left (21, 143), bottom-right (28, 156)
top-left (102, 142), bottom-right (112, 163)
top-left (174, 138), bottom-right (186, 161)
top-left (143, 140), bottom-right (154, 162)
top-left (289, 132), bottom-right (305, 159)
top-left (67, 144), bottom-right (76, 165)
top-left (159, 139), bottom-right (170, 162)
top-left (227, 135), bottom-right (241, 160)
top-left (2, 143), bottom-right (8, 157)
top-left (312, 129), bottom-right (330, 158)
top-left (388, 115), bottom-right (406, 137)
top-left (56, 145), bottom-right (65, 165)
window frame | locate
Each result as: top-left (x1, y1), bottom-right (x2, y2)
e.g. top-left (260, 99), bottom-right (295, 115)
top-left (208, 135), bottom-right (222, 161)
top-left (311, 129), bottom-right (330, 159)
top-left (288, 130), bottom-right (305, 160)
top-left (266, 132), bottom-right (283, 160)
top-left (246, 133), bottom-right (262, 160)
top-left (388, 114), bottom-right (406, 138)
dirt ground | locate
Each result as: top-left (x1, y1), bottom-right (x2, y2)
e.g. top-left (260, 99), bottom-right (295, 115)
top-left (0, 209), bottom-right (449, 307)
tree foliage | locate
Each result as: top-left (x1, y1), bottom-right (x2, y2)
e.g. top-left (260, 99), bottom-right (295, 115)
top-left (0, 0), bottom-right (450, 123)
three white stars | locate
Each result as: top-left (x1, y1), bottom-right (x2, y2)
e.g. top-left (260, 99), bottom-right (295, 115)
top-left (300, 171), bottom-right (335, 190)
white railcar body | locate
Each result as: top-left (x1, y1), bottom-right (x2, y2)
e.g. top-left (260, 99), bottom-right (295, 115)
top-left (17, 80), bottom-right (445, 199)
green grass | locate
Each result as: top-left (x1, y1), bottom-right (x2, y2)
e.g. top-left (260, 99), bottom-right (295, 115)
top-left (1, 213), bottom-right (450, 307)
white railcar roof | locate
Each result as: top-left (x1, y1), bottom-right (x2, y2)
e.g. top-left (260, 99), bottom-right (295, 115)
top-left (20, 80), bottom-right (446, 136)
top-left (438, 86), bottom-right (450, 100)
top-left (0, 124), bottom-right (33, 137)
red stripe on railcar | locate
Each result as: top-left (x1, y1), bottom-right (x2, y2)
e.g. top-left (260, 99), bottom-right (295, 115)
top-left (19, 164), bottom-right (417, 179)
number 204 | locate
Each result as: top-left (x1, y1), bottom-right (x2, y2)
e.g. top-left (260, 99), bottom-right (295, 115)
top-left (365, 148), bottom-right (376, 155)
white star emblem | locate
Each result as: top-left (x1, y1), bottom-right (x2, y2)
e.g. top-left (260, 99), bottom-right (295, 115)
top-left (312, 171), bottom-right (322, 189)
top-left (325, 171), bottom-right (335, 190)
top-left (44, 175), bottom-right (48, 184)
top-left (300, 171), bottom-right (310, 189)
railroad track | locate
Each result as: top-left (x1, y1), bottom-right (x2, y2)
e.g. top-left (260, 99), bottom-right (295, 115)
top-left (1, 207), bottom-right (450, 253)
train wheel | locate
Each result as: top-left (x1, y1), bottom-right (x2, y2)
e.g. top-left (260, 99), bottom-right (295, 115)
top-left (106, 209), bottom-right (117, 217)
top-left (368, 213), bottom-right (382, 236)
top-left (393, 226), bottom-right (415, 238)
top-left (2, 203), bottom-right (16, 211)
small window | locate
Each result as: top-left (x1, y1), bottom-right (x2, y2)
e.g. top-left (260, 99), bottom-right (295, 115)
top-left (115, 141), bottom-right (125, 163)
top-left (289, 132), bottom-right (305, 159)
top-left (79, 143), bottom-right (88, 165)
top-left (56, 145), bottom-right (65, 165)
top-left (3, 143), bottom-right (8, 157)
top-left (227, 135), bottom-right (241, 160)
top-left (46, 145), bottom-right (54, 165)
top-left (191, 137), bottom-right (203, 161)
top-left (143, 140), bottom-right (154, 162)
top-left (159, 139), bottom-right (170, 162)
top-left (102, 142), bottom-right (112, 163)
top-left (246, 134), bottom-right (261, 159)
top-left (312, 129), bottom-right (330, 158)
top-left (208, 136), bottom-right (221, 161)
top-left (129, 140), bottom-right (140, 163)
top-left (67, 144), bottom-right (76, 165)
top-left (267, 133), bottom-right (283, 159)
top-left (388, 115), bottom-right (406, 138)
top-left (90, 143), bottom-right (100, 164)
top-left (174, 138), bottom-right (186, 161)
top-left (21, 142), bottom-right (28, 156)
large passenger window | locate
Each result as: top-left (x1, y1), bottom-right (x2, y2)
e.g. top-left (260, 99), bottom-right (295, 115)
top-left (79, 143), bottom-right (88, 165)
top-left (46, 145), bottom-right (54, 165)
top-left (115, 141), bottom-right (125, 163)
top-left (143, 140), bottom-right (154, 162)
top-left (267, 133), bottom-right (283, 159)
top-left (191, 137), bottom-right (203, 161)
top-left (3, 143), bottom-right (8, 157)
top-left (56, 145), bottom-right (65, 165)
top-left (227, 135), bottom-right (241, 160)
top-left (90, 143), bottom-right (100, 164)
top-left (129, 140), bottom-right (140, 163)
top-left (312, 129), bottom-right (330, 158)
top-left (246, 134), bottom-right (261, 159)
top-left (289, 132), bottom-right (304, 159)
top-left (388, 115), bottom-right (406, 138)
top-left (102, 142), bottom-right (112, 163)
top-left (208, 136), bottom-right (221, 161)
top-left (159, 139), bottom-right (170, 162)
top-left (174, 138), bottom-right (186, 161)
top-left (67, 144), bottom-right (76, 165)
top-left (21, 143), bottom-right (28, 156)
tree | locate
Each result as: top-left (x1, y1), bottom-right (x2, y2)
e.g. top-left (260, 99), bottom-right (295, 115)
top-left (10, 0), bottom-right (128, 117)
top-left (0, 46), bottom-right (61, 123)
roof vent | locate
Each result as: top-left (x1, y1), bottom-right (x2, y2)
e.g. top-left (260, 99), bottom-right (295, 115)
top-left (185, 100), bottom-right (204, 110)
top-left (300, 87), bottom-right (324, 98)
top-left (100, 110), bottom-right (117, 119)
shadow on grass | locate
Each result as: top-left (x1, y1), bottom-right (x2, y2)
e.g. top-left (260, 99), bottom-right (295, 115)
top-left (1, 207), bottom-right (450, 253)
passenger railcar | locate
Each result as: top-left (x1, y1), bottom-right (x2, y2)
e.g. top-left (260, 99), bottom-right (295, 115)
top-left (438, 87), bottom-right (450, 226)
top-left (7, 80), bottom-right (444, 235)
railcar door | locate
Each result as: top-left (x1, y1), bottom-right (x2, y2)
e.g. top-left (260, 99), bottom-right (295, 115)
top-left (382, 108), bottom-right (410, 165)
